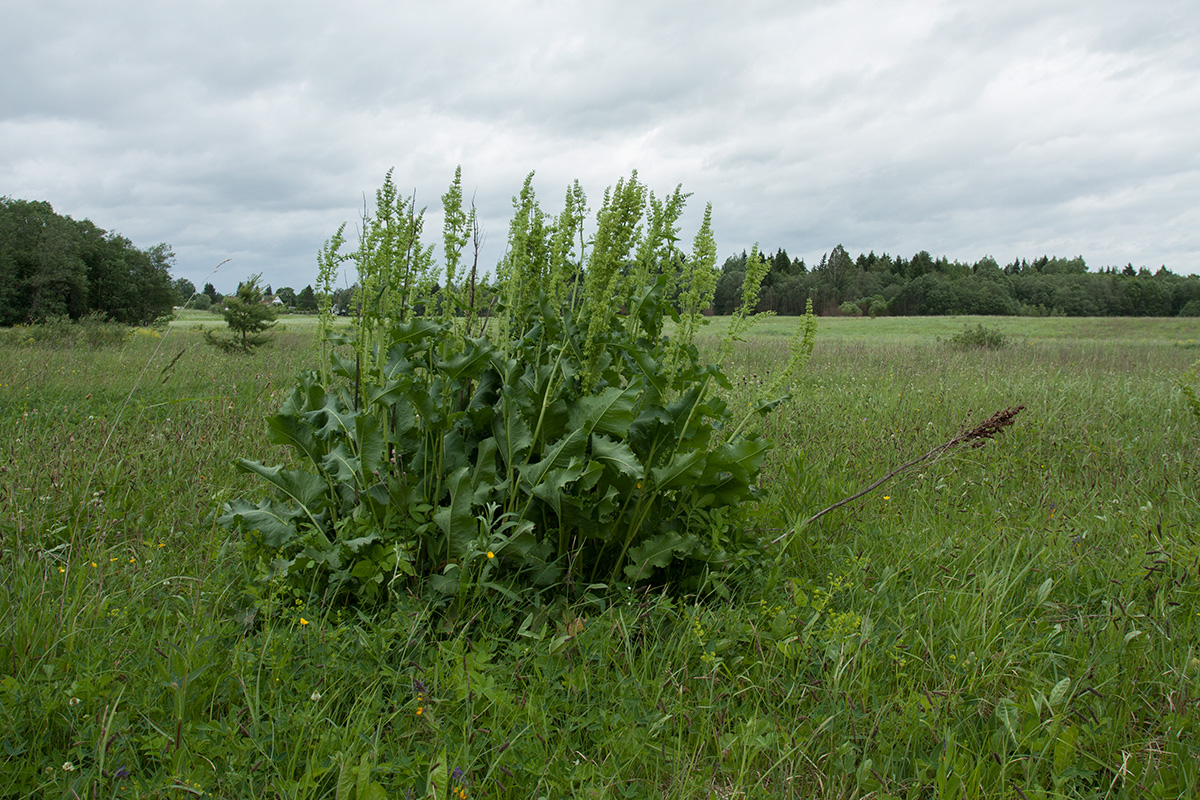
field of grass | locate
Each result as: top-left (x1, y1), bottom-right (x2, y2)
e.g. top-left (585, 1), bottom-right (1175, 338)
top-left (2, 317), bottom-right (1198, 798)
top-left (171, 308), bottom-right (336, 329)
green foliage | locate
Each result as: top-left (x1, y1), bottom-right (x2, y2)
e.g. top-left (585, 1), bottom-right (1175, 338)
top-left (723, 242), bottom-right (1200, 319)
top-left (0, 197), bottom-right (178, 326)
top-left (1180, 360), bottom-right (1200, 424)
top-left (718, 244), bottom-right (774, 363)
top-left (838, 300), bottom-right (863, 316)
top-left (0, 311), bottom-right (137, 348)
top-left (440, 166), bottom-right (469, 314)
top-left (204, 274), bottom-right (278, 352)
top-left (297, 284), bottom-right (318, 312)
top-left (172, 276), bottom-right (197, 306)
top-left (276, 286), bottom-right (297, 307)
top-left (947, 322), bottom-right (1008, 350)
top-left (223, 170), bottom-right (796, 607)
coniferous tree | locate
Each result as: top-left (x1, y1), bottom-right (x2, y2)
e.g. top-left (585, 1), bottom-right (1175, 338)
top-left (297, 284), bottom-right (318, 312)
top-left (205, 274), bottom-right (277, 351)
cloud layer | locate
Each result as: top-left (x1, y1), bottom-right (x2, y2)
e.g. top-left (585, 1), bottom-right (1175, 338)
top-left (3, 0), bottom-right (1198, 291)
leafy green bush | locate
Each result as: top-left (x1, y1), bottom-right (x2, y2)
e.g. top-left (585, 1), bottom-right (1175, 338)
top-left (222, 170), bottom-right (816, 607)
top-left (947, 322), bottom-right (1007, 350)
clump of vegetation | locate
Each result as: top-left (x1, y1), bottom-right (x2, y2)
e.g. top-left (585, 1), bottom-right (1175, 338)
top-left (203, 274), bottom-right (278, 352)
top-left (222, 169), bottom-right (817, 608)
top-left (0, 311), bottom-right (136, 348)
top-left (838, 300), bottom-right (863, 316)
top-left (1181, 360), bottom-right (1200, 424)
top-left (947, 321), bottom-right (1008, 350)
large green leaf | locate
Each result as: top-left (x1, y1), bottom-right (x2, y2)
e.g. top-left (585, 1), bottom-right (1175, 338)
top-left (471, 437), bottom-right (500, 504)
top-left (387, 316), bottom-right (443, 346)
top-left (703, 438), bottom-right (770, 486)
top-left (590, 434), bottom-right (644, 479)
top-left (266, 411), bottom-right (326, 470)
top-left (567, 379), bottom-right (643, 438)
top-left (431, 466), bottom-right (475, 559)
top-left (493, 392), bottom-right (534, 468)
top-left (626, 347), bottom-right (668, 404)
top-left (628, 407), bottom-right (673, 458)
top-left (650, 450), bottom-right (705, 489)
top-left (236, 460), bottom-right (329, 528)
top-left (320, 443), bottom-right (360, 487)
top-left (219, 497), bottom-right (300, 549)
top-left (304, 393), bottom-right (358, 440)
top-left (365, 377), bottom-right (409, 407)
top-left (517, 428), bottom-right (587, 488)
top-left (466, 369), bottom-right (501, 429)
top-left (624, 532), bottom-right (694, 581)
top-left (354, 410), bottom-right (386, 478)
top-left (529, 461), bottom-right (585, 518)
top-left (436, 337), bottom-right (492, 380)
top-left (442, 428), bottom-right (469, 475)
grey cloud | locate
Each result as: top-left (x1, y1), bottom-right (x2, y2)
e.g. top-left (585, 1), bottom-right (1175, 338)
top-left (2, 0), bottom-right (1197, 292)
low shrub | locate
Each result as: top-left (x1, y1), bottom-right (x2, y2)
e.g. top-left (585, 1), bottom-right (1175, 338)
top-left (947, 322), bottom-right (1007, 350)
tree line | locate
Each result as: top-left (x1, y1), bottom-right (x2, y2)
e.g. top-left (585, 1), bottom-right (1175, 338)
top-left (715, 246), bottom-right (1200, 317)
top-left (183, 281), bottom-right (324, 313)
top-left (7, 193), bottom-right (1198, 327)
top-left (326, 245), bottom-right (1200, 321)
top-left (0, 197), bottom-right (181, 326)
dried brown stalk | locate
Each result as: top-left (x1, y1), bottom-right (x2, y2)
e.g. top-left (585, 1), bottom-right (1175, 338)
top-left (771, 405), bottom-right (1026, 545)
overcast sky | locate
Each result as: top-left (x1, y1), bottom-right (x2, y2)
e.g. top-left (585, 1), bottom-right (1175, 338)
top-left (4, 1), bottom-right (1199, 292)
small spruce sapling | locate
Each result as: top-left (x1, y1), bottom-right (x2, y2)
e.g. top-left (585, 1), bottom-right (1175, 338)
top-left (204, 274), bottom-right (277, 352)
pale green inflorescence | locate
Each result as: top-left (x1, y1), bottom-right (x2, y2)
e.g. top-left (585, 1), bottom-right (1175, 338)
top-left (580, 172), bottom-right (647, 390)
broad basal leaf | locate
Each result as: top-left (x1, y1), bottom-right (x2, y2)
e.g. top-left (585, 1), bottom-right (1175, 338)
top-left (266, 411), bottom-right (326, 469)
top-left (304, 392), bottom-right (358, 440)
top-left (528, 461), bottom-right (585, 517)
top-left (517, 428), bottom-right (586, 487)
top-left (650, 450), bottom-right (705, 489)
top-left (567, 379), bottom-right (643, 438)
top-left (236, 460), bottom-right (329, 528)
top-left (493, 391), bottom-right (534, 467)
top-left (624, 532), bottom-right (694, 582)
top-left (431, 466), bottom-right (475, 559)
top-left (590, 434), bottom-right (644, 479)
top-left (219, 497), bottom-right (300, 549)
top-left (320, 443), bottom-right (361, 487)
top-left (437, 337), bottom-right (492, 380)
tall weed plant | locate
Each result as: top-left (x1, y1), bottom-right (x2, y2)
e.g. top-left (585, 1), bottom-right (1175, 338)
top-left (223, 169), bottom-right (816, 608)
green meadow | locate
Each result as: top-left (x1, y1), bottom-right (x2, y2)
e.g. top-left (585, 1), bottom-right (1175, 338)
top-left (2, 316), bottom-right (1198, 799)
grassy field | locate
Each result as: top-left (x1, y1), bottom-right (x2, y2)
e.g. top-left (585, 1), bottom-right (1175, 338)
top-left (2, 317), bottom-right (1198, 798)
top-left (171, 309), bottom-right (336, 329)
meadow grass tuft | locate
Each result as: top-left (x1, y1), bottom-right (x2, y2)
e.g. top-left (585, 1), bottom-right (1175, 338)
top-left (1, 318), bottom-right (1197, 798)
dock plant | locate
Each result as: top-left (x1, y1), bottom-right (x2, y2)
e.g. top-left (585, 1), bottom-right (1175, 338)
top-left (221, 169), bottom-right (816, 608)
